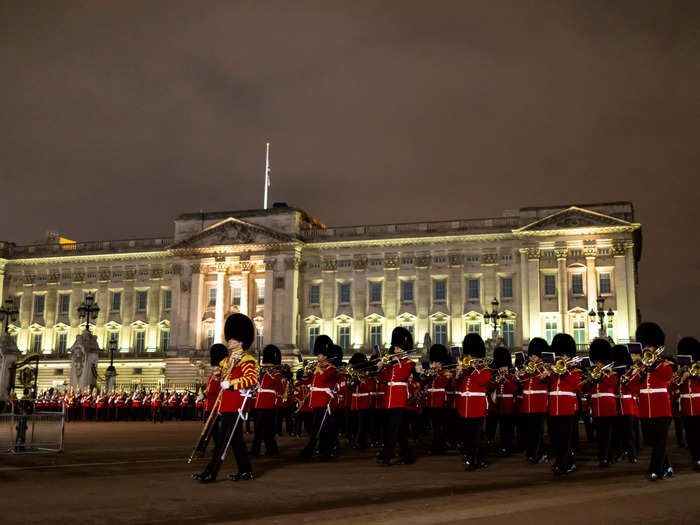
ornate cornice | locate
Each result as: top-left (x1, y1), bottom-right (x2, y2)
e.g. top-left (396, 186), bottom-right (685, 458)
top-left (384, 255), bottom-right (400, 269)
top-left (554, 248), bottom-right (568, 260)
top-left (240, 261), bottom-right (252, 273)
top-left (527, 248), bottom-right (541, 261)
top-left (322, 258), bottom-right (337, 272)
top-left (481, 253), bottom-right (498, 265)
top-left (7, 250), bottom-right (171, 266)
top-left (613, 242), bottom-right (626, 257)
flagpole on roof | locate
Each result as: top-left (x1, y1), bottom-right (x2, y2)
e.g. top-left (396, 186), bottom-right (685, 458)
top-left (264, 142), bottom-right (270, 210)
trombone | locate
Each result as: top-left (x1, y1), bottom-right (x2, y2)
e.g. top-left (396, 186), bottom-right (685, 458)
top-left (641, 346), bottom-right (665, 367)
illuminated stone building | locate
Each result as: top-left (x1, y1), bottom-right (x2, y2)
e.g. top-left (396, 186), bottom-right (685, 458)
top-left (0, 202), bottom-right (641, 389)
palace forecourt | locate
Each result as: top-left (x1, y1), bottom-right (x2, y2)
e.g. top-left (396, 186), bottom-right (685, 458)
top-left (0, 202), bottom-right (641, 391)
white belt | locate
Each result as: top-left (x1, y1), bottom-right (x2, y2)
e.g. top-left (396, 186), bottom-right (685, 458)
top-left (370, 392), bottom-right (385, 396)
top-left (549, 391), bottom-right (576, 397)
top-left (497, 394), bottom-right (514, 398)
top-left (640, 388), bottom-right (668, 394)
top-left (591, 393), bottom-right (615, 398)
top-left (523, 390), bottom-right (547, 395)
top-left (352, 393), bottom-right (371, 397)
top-left (681, 394), bottom-right (700, 399)
top-left (258, 389), bottom-right (277, 395)
top-left (311, 387), bottom-right (333, 395)
top-left (620, 395), bottom-right (635, 399)
top-left (456, 392), bottom-right (486, 397)
top-left (427, 388), bottom-right (446, 393)
top-left (388, 382), bottom-right (408, 387)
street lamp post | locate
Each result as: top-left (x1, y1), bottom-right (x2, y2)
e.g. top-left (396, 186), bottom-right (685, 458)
top-left (589, 296), bottom-right (615, 339)
top-left (0, 298), bottom-right (19, 334)
top-left (483, 298), bottom-right (507, 340)
top-left (105, 338), bottom-right (118, 393)
top-left (77, 292), bottom-right (100, 334)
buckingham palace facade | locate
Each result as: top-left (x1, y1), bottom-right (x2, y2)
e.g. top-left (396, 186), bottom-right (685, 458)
top-left (0, 202), bottom-right (641, 388)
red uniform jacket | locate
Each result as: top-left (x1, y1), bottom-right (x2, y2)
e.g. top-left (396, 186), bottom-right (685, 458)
top-left (331, 373), bottom-right (350, 411)
top-left (629, 362), bottom-right (673, 419)
top-left (143, 394), bottom-right (152, 408)
top-left (425, 370), bottom-right (450, 409)
top-left (384, 358), bottom-right (415, 409)
top-left (372, 376), bottom-right (387, 410)
top-left (618, 379), bottom-right (639, 417)
top-left (547, 370), bottom-right (582, 416)
top-left (219, 353), bottom-right (258, 413)
top-left (589, 373), bottom-right (619, 418)
top-left (255, 371), bottom-right (283, 410)
top-left (407, 377), bottom-right (422, 412)
top-left (679, 376), bottom-right (700, 417)
top-left (350, 375), bottom-right (375, 411)
top-left (456, 366), bottom-right (492, 418)
top-left (205, 372), bottom-right (221, 412)
top-left (132, 393), bottom-right (143, 408)
top-left (300, 378), bottom-right (313, 413)
top-left (492, 374), bottom-right (519, 415)
top-left (518, 373), bottom-right (548, 414)
top-left (309, 364), bottom-right (337, 408)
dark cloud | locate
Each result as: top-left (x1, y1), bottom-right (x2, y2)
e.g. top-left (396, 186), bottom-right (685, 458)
top-left (1, 0), bottom-right (699, 340)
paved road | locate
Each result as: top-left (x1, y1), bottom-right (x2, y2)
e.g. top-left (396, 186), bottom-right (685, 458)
top-left (1, 421), bottom-right (697, 524)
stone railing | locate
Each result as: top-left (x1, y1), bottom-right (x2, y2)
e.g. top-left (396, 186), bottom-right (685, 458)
top-left (10, 237), bottom-right (174, 258)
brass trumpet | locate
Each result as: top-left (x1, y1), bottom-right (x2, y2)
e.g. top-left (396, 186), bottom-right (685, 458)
top-left (551, 356), bottom-right (583, 375)
top-left (641, 346), bottom-right (665, 367)
top-left (588, 362), bottom-right (615, 381)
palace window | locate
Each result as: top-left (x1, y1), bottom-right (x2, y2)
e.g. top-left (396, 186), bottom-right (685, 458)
top-left (573, 319), bottom-right (586, 346)
top-left (56, 333), bottom-right (68, 356)
top-left (401, 280), bottom-right (414, 302)
top-left (571, 274), bottom-right (584, 295)
top-left (206, 326), bottom-right (215, 349)
top-left (502, 321), bottom-right (515, 348)
top-left (370, 324), bottom-right (383, 349)
top-left (606, 318), bottom-right (615, 340)
top-left (501, 254), bottom-right (513, 263)
top-left (433, 255), bottom-right (446, 264)
top-left (599, 273), bottom-right (612, 295)
top-left (544, 275), bottom-right (556, 296)
top-left (309, 284), bottom-right (320, 305)
top-left (501, 277), bottom-right (513, 299)
top-left (257, 282), bottom-right (265, 305)
top-left (108, 331), bottom-right (120, 348)
top-left (134, 331), bottom-right (146, 353)
top-left (163, 290), bottom-right (172, 310)
top-left (58, 294), bottom-right (70, 314)
top-left (34, 294), bottom-right (45, 315)
top-left (466, 255), bottom-right (480, 263)
top-left (208, 287), bottom-right (217, 307)
top-left (434, 279), bottom-right (447, 301)
top-left (137, 290), bottom-right (148, 311)
top-left (160, 329), bottom-right (170, 351)
top-left (545, 320), bottom-right (558, 344)
top-left (467, 278), bottom-right (480, 300)
top-left (32, 333), bottom-right (43, 352)
top-left (308, 326), bottom-right (320, 350)
top-left (338, 283), bottom-right (351, 305)
top-left (467, 322), bottom-right (481, 336)
top-left (338, 260), bottom-right (352, 269)
top-left (338, 325), bottom-right (351, 349)
top-left (232, 284), bottom-right (242, 306)
top-left (433, 323), bottom-right (447, 345)
top-left (256, 327), bottom-right (264, 350)
top-left (111, 291), bottom-right (121, 312)
top-left (369, 281), bottom-right (382, 304)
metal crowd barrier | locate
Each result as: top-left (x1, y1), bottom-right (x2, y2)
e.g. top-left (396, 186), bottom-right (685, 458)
top-left (0, 411), bottom-right (65, 454)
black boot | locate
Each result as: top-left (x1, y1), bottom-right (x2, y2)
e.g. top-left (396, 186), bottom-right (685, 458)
top-left (193, 472), bottom-right (216, 483)
top-left (228, 471), bottom-right (254, 482)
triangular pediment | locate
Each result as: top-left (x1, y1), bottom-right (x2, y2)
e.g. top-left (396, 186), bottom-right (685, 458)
top-left (514, 207), bottom-right (634, 233)
top-left (170, 217), bottom-right (296, 249)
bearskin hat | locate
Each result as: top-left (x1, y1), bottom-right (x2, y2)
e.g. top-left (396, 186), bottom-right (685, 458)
top-left (589, 338), bottom-right (612, 364)
top-left (528, 337), bottom-right (548, 358)
top-left (677, 337), bottom-right (700, 362)
top-left (329, 344), bottom-right (343, 367)
top-left (492, 346), bottom-right (512, 369)
top-left (635, 322), bottom-right (665, 349)
top-left (612, 344), bottom-right (632, 368)
top-left (429, 344), bottom-right (448, 364)
top-left (391, 326), bottom-right (413, 352)
top-left (463, 333), bottom-right (486, 358)
top-left (551, 333), bottom-right (577, 359)
top-left (210, 343), bottom-right (228, 367)
top-left (349, 352), bottom-right (367, 367)
top-left (262, 344), bottom-right (282, 365)
top-left (313, 334), bottom-right (334, 356)
top-left (295, 369), bottom-right (304, 381)
top-left (224, 313), bottom-right (255, 350)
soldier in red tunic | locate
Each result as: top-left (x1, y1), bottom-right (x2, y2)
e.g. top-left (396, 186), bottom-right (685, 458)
top-left (301, 336), bottom-right (338, 461)
top-left (348, 352), bottom-right (373, 449)
top-left (587, 339), bottom-right (619, 467)
top-left (516, 337), bottom-right (550, 464)
top-left (425, 344), bottom-right (451, 455)
top-left (675, 337), bottom-right (700, 470)
top-left (250, 345), bottom-right (284, 457)
top-left (194, 313), bottom-right (258, 483)
top-left (376, 327), bottom-right (415, 466)
top-left (627, 322), bottom-right (674, 481)
top-left (613, 344), bottom-right (639, 463)
top-left (546, 334), bottom-right (582, 475)
top-left (455, 333), bottom-right (492, 470)
top-left (491, 346), bottom-right (518, 458)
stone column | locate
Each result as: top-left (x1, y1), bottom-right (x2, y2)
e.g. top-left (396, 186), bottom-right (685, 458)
top-left (69, 270), bottom-right (85, 349)
top-left (240, 261), bottom-right (251, 317)
top-left (415, 255), bottom-right (430, 348)
top-left (555, 247), bottom-right (569, 334)
top-left (20, 275), bottom-right (35, 351)
top-left (584, 245), bottom-right (598, 342)
top-left (259, 274), bottom-right (271, 343)
top-left (383, 254), bottom-right (400, 345)
top-left (448, 254), bottom-right (464, 346)
top-left (95, 270), bottom-right (110, 348)
top-left (0, 261), bottom-right (6, 304)
top-left (169, 263), bottom-right (183, 350)
top-left (188, 264), bottom-right (204, 349)
top-left (612, 243), bottom-right (630, 341)
top-left (147, 268), bottom-right (162, 350)
top-left (263, 258), bottom-right (276, 347)
top-left (321, 257), bottom-right (337, 337)
top-left (481, 253), bottom-right (498, 339)
top-left (625, 242), bottom-right (638, 338)
top-left (45, 272), bottom-right (59, 354)
top-left (214, 261), bottom-right (226, 344)
top-left (527, 248), bottom-right (541, 339)
top-left (519, 249), bottom-right (530, 342)
top-left (279, 253), bottom-right (301, 352)
top-left (352, 257), bottom-right (368, 348)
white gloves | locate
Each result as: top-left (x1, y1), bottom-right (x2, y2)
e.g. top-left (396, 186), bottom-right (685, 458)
top-left (221, 381), bottom-right (231, 390)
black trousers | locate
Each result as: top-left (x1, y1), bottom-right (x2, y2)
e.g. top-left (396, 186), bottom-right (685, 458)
top-left (594, 416), bottom-right (615, 462)
top-left (251, 409), bottom-right (278, 456)
top-left (674, 416), bottom-right (686, 447)
top-left (523, 413), bottom-right (545, 459)
top-left (682, 415), bottom-right (700, 462)
top-left (381, 408), bottom-right (412, 461)
top-left (498, 414), bottom-right (516, 454)
top-left (431, 408), bottom-right (448, 453)
top-left (460, 417), bottom-right (484, 464)
top-left (203, 411), bottom-right (252, 478)
top-left (485, 413), bottom-right (498, 443)
top-left (644, 417), bottom-right (671, 476)
top-left (302, 407), bottom-right (337, 459)
top-left (548, 415), bottom-right (575, 469)
top-left (350, 410), bottom-right (369, 447)
top-left (614, 415), bottom-right (638, 460)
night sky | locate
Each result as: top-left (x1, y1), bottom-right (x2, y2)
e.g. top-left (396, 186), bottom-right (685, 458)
top-left (1, 1), bottom-right (699, 344)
